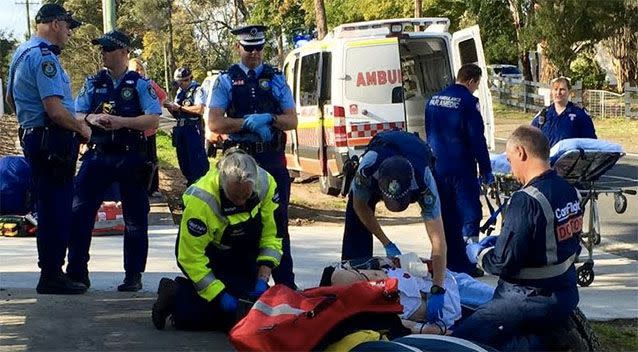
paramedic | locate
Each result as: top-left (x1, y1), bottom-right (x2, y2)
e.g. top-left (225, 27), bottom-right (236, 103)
top-left (208, 24), bottom-right (297, 289)
top-left (7, 3), bottom-right (89, 294)
top-left (341, 130), bottom-right (448, 324)
top-left (66, 30), bottom-right (161, 292)
top-left (531, 77), bottom-right (596, 147)
top-left (454, 125), bottom-right (582, 350)
top-left (164, 67), bottom-right (209, 185)
top-left (151, 148), bottom-right (282, 332)
top-left (425, 63), bottom-right (493, 276)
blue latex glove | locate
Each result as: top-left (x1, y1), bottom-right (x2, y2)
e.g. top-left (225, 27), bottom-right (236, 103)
top-left (466, 243), bottom-right (484, 264)
top-left (253, 124), bottom-right (273, 142)
top-left (384, 242), bottom-right (402, 257)
top-left (242, 113), bottom-right (273, 131)
top-left (480, 172), bottom-right (496, 186)
top-left (219, 292), bottom-right (238, 313)
top-left (426, 292), bottom-right (445, 323)
top-left (479, 235), bottom-right (498, 248)
top-left (249, 278), bottom-right (269, 299)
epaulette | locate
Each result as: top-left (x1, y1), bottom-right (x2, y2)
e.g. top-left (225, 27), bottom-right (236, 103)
top-left (38, 42), bottom-right (52, 56)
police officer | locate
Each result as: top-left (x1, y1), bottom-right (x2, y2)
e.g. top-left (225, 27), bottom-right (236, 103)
top-left (425, 63), bottom-right (494, 276)
top-left (454, 126), bottom-right (582, 350)
top-left (341, 130), bottom-right (448, 324)
top-left (196, 71), bottom-right (222, 157)
top-left (208, 25), bottom-right (297, 289)
top-left (6, 3), bottom-right (89, 294)
top-left (151, 149), bottom-right (282, 332)
top-left (531, 77), bottom-right (597, 147)
top-left (65, 30), bottom-right (161, 292)
top-left (164, 67), bottom-right (209, 185)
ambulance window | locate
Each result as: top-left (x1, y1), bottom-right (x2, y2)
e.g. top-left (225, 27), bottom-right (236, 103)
top-left (345, 44), bottom-right (401, 104)
top-left (299, 53), bottom-right (320, 106)
top-left (320, 53), bottom-right (331, 103)
top-left (458, 39), bottom-right (478, 65)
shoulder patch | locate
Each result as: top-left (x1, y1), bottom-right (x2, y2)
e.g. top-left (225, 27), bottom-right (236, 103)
top-left (78, 85), bottom-right (86, 97)
top-left (148, 84), bottom-right (157, 100)
top-left (42, 61), bottom-right (57, 78)
top-left (186, 218), bottom-right (207, 237)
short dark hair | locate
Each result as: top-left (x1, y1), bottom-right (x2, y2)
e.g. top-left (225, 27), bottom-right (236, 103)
top-left (457, 64), bottom-right (482, 83)
top-left (507, 125), bottom-right (550, 160)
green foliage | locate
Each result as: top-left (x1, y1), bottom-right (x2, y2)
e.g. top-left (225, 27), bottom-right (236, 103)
top-left (156, 130), bottom-right (179, 169)
top-left (464, 0), bottom-right (518, 65)
top-left (0, 30), bottom-right (18, 82)
top-left (570, 51), bottom-right (606, 89)
top-left (591, 320), bottom-right (638, 352)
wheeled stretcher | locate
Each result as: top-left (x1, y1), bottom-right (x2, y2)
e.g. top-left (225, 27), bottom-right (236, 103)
top-left (485, 138), bottom-right (636, 287)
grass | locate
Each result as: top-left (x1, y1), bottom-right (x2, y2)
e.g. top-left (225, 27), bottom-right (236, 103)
top-left (591, 320), bottom-right (638, 351)
top-left (156, 130), bottom-right (179, 169)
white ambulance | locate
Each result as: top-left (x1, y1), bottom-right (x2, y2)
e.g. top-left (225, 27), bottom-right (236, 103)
top-left (282, 18), bottom-right (495, 195)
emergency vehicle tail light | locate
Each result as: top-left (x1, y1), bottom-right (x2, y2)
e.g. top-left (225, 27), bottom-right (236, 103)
top-left (333, 105), bottom-right (347, 148)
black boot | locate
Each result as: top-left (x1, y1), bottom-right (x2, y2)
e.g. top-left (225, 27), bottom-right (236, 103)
top-left (67, 271), bottom-right (91, 289)
top-left (36, 271), bottom-right (87, 295)
top-left (117, 272), bottom-right (142, 292)
top-left (152, 278), bottom-right (177, 330)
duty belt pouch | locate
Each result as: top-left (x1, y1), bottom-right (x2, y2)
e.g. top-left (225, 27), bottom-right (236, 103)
top-left (39, 124), bottom-right (78, 181)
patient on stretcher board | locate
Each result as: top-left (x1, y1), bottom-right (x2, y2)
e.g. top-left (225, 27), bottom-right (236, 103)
top-left (321, 254), bottom-right (494, 335)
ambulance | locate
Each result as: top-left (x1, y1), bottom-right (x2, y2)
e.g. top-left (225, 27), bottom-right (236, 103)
top-left (282, 18), bottom-right (495, 195)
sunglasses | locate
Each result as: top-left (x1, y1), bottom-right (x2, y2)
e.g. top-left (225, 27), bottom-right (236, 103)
top-left (101, 46), bottom-right (121, 53)
top-left (242, 44), bottom-right (264, 52)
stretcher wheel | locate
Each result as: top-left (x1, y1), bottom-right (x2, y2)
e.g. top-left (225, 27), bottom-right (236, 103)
top-left (614, 193), bottom-right (627, 214)
top-left (577, 265), bottom-right (595, 287)
top-left (593, 232), bottom-right (601, 245)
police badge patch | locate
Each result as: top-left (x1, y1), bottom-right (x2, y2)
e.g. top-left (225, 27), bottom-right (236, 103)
top-left (148, 85), bottom-right (157, 100)
top-left (42, 61), bottom-right (57, 78)
top-left (121, 87), bottom-right (134, 100)
top-left (187, 218), bottom-right (207, 237)
top-left (259, 79), bottom-right (271, 91)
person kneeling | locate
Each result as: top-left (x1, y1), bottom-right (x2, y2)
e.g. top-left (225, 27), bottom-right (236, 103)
top-left (151, 148), bottom-right (283, 331)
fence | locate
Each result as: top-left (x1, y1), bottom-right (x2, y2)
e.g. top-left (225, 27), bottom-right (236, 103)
top-left (490, 77), bottom-right (638, 120)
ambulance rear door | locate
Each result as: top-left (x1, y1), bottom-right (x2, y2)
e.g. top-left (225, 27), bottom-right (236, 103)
top-left (451, 25), bottom-right (495, 150)
top-left (282, 53), bottom-right (302, 171)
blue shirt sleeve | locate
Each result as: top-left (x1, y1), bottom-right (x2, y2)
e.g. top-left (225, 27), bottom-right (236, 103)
top-left (465, 96), bottom-right (492, 176)
top-left (33, 54), bottom-right (67, 100)
top-left (136, 78), bottom-right (162, 115)
top-left (350, 151), bottom-right (378, 203)
top-left (577, 108), bottom-right (597, 139)
top-left (531, 110), bottom-right (542, 127)
top-left (208, 74), bottom-right (231, 109)
top-left (271, 74), bottom-right (295, 110)
top-left (74, 78), bottom-right (92, 113)
top-left (417, 167), bottom-right (441, 221)
top-left (194, 85), bottom-right (207, 106)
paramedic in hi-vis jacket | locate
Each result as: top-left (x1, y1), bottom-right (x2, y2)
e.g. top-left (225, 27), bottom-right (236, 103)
top-left (152, 148), bottom-right (282, 332)
top-left (341, 130), bottom-right (448, 325)
top-left (453, 126), bottom-right (582, 351)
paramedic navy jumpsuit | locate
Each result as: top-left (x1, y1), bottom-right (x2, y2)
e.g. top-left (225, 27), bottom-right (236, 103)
top-left (341, 131), bottom-right (442, 260)
top-left (209, 63), bottom-right (296, 289)
top-left (531, 102), bottom-right (597, 147)
top-left (66, 69), bottom-right (161, 281)
top-left (425, 83), bottom-right (492, 274)
top-left (171, 80), bottom-right (209, 185)
top-left (173, 167), bottom-right (282, 331)
top-left (452, 170), bottom-right (582, 350)
top-left (8, 37), bottom-right (81, 280)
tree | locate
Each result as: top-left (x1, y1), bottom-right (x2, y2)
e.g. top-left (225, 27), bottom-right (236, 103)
top-left (601, 0), bottom-right (638, 90)
top-left (464, 0), bottom-right (518, 65)
top-left (314, 0), bottom-right (327, 39)
top-left (0, 30), bottom-right (18, 82)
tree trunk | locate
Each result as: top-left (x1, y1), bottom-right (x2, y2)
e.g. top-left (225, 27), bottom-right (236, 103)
top-left (314, 0), bottom-right (328, 40)
top-left (276, 28), bottom-right (284, 68)
top-left (415, 0), bottom-right (422, 18)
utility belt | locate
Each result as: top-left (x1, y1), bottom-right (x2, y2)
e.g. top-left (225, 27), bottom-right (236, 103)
top-left (88, 142), bottom-right (147, 155)
top-left (19, 124), bottom-right (79, 181)
top-left (222, 131), bottom-right (285, 155)
top-left (175, 117), bottom-right (202, 127)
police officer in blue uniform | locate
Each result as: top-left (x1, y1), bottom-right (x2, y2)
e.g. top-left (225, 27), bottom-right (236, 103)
top-left (66, 30), bottom-right (161, 292)
top-left (6, 3), bottom-right (90, 294)
top-left (208, 25), bottom-right (298, 289)
top-left (454, 126), bottom-right (582, 350)
top-left (164, 67), bottom-right (209, 185)
top-left (531, 77), bottom-right (596, 147)
top-left (341, 130), bottom-right (449, 324)
top-left (425, 63), bottom-right (494, 276)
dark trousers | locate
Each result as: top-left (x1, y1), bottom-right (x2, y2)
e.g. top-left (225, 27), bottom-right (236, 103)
top-left (452, 281), bottom-right (579, 351)
top-left (252, 151), bottom-right (295, 288)
top-left (147, 134), bottom-right (159, 193)
top-left (435, 174), bottom-right (481, 274)
top-left (67, 150), bottom-right (150, 275)
top-left (172, 123), bottom-right (209, 186)
top-left (341, 193), bottom-right (380, 261)
top-left (21, 127), bottom-right (78, 274)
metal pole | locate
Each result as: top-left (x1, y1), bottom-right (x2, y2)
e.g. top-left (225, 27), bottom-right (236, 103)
top-left (25, 0), bottom-right (31, 37)
top-left (102, 0), bottom-right (116, 32)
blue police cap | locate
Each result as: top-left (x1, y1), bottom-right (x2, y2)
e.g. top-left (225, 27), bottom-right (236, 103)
top-left (231, 25), bottom-right (268, 46)
top-left (174, 67), bottom-right (192, 80)
top-left (35, 3), bottom-right (82, 29)
top-left (91, 30), bottom-right (131, 49)
top-left (377, 156), bottom-right (413, 212)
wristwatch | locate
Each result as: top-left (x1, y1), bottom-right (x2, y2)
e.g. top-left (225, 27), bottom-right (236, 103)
top-left (430, 285), bottom-right (446, 295)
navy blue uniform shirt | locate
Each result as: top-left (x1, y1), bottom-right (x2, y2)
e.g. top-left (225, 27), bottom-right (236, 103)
top-left (531, 102), bottom-right (596, 147)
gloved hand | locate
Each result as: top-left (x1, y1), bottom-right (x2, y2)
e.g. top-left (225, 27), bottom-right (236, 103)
top-left (242, 113), bottom-right (273, 131)
top-left (466, 243), bottom-right (485, 264)
top-left (479, 235), bottom-right (498, 248)
top-left (480, 172), bottom-right (496, 186)
top-left (384, 242), bottom-right (402, 257)
top-left (219, 292), bottom-right (238, 313)
top-left (249, 278), bottom-right (269, 299)
top-left (426, 292), bottom-right (445, 323)
top-left (253, 124), bottom-right (273, 142)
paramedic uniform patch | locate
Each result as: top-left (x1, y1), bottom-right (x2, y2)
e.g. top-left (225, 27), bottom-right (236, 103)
top-left (187, 218), bottom-right (207, 237)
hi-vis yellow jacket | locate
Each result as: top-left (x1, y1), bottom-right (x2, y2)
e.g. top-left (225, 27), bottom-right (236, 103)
top-left (176, 166), bottom-right (282, 302)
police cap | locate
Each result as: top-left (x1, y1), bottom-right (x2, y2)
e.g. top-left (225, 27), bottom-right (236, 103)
top-left (377, 156), bottom-right (413, 212)
top-left (174, 67), bottom-right (192, 81)
top-left (91, 30), bottom-right (131, 50)
top-left (231, 25), bottom-right (268, 46)
top-left (35, 3), bottom-right (82, 29)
